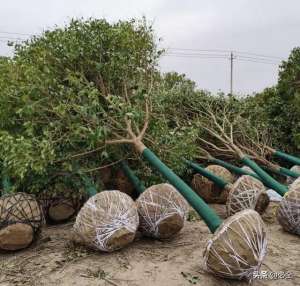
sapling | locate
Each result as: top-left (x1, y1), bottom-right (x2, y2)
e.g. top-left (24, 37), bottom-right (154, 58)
top-left (0, 18), bottom-right (267, 277)
top-left (196, 105), bottom-right (300, 235)
top-left (102, 100), bottom-right (267, 280)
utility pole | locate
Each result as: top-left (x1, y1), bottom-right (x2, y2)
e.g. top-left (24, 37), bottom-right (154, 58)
top-left (230, 51), bottom-right (234, 96)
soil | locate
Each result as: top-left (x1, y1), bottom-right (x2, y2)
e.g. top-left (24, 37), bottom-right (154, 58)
top-left (0, 202), bottom-right (299, 286)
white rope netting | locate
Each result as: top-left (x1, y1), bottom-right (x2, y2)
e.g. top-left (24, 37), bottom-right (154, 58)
top-left (73, 191), bottom-right (139, 252)
top-left (226, 175), bottom-right (268, 216)
top-left (191, 165), bottom-right (234, 204)
top-left (289, 176), bottom-right (300, 191)
top-left (276, 189), bottom-right (300, 235)
top-left (286, 165), bottom-right (300, 185)
top-left (203, 209), bottom-right (267, 280)
top-left (136, 183), bottom-right (188, 239)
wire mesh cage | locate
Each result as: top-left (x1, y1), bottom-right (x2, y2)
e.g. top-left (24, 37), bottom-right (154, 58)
top-left (38, 187), bottom-right (86, 223)
top-left (36, 172), bottom-right (92, 223)
top-left (0, 192), bottom-right (44, 250)
top-left (0, 192), bottom-right (43, 232)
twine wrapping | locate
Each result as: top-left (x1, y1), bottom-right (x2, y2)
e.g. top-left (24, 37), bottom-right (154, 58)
top-left (136, 183), bottom-right (188, 239)
top-left (73, 191), bottom-right (139, 252)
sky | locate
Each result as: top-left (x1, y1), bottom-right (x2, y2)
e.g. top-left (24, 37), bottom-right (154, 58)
top-left (0, 0), bottom-right (299, 95)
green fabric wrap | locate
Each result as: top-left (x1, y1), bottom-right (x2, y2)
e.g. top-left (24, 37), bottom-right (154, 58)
top-left (261, 166), bottom-right (284, 177)
top-left (210, 158), bottom-right (261, 180)
top-left (261, 165), bottom-right (299, 178)
top-left (80, 174), bottom-right (97, 197)
top-left (120, 161), bottom-right (146, 194)
top-left (274, 150), bottom-right (300, 166)
top-left (184, 159), bottom-right (228, 189)
top-left (279, 167), bottom-right (300, 178)
top-left (142, 148), bottom-right (222, 233)
top-left (1, 174), bottom-right (12, 194)
top-left (242, 156), bottom-right (288, 196)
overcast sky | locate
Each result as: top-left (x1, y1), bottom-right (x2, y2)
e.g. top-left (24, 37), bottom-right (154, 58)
top-left (1, 0), bottom-right (299, 95)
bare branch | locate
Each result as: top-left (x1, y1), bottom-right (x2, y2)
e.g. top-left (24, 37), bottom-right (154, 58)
top-left (105, 138), bottom-right (133, 145)
top-left (83, 159), bottom-right (124, 173)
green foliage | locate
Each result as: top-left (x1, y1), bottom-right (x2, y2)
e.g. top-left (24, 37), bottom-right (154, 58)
top-left (0, 18), bottom-right (161, 191)
top-left (2, 16), bottom-right (299, 195)
top-left (241, 47), bottom-right (300, 151)
top-left (0, 18), bottom-right (202, 192)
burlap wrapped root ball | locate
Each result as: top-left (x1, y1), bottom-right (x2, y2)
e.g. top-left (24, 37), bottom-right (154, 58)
top-left (136, 183), bottom-right (188, 239)
top-left (226, 175), bottom-right (269, 217)
top-left (191, 165), bottom-right (234, 204)
top-left (276, 189), bottom-right (300, 235)
top-left (0, 193), bottom-right (43, 251)
top-left (286, 165), bottom-right (300, 185)
top-left (73, 191), bottom-right (139, 252)
top-left (204, 209), bottom-right (267, 280)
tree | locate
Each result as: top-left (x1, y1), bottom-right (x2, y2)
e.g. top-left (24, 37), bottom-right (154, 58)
top-left (0, 18), bottom-right (201, 192)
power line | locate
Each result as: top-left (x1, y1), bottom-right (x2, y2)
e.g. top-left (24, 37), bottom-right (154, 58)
top-left (168, 47), bottom-right (284, 60)
top-left (0, 33), bottom-right (284, 94)
top-left (164, 51), bottom-right (281, 64)
top-left (0, 30), bottom-right (286, 60)
top-left (164, 53), bottom-right (228, 59)
top-left (163, 50), bottom-right (281, 95)
top-left (237, 55), bottom-right (280, 63)
top-left (236, 58), bottom-right (280, 65)
top-left (0, 30), bottom-right (33, 37)
top-left (165, 51), bottom-right (227, 57)
top-left (0, 36), bottom-right (26, 41)
top-left (234, 50), bottom-right (283, 60)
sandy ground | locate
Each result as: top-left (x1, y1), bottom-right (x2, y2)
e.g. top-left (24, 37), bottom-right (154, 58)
top-left (0, 202), bottom-right (299, 286)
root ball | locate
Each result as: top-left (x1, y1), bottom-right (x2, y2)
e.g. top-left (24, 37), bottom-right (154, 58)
top-left (286, 165), bottom-right (300, 185)
top-left (276, 189), bottom-right (300, 235)
top-left (136, 183), bottom-right (188, 239)
top-left (0, 193), bottom-right (43, 251)
top-left (73, 191), bottom-right (139, 252)
top-left (191, 165), bottom-right (234, 204)
top-left (204, 209), bottom-right (267, 280)
top-left (226, 175), bottom-right (269, 216)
